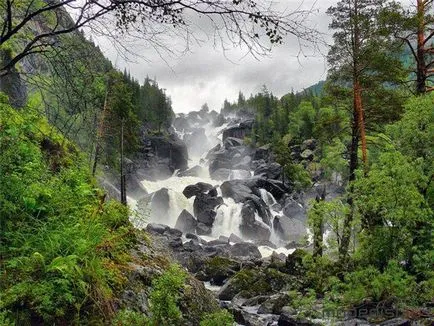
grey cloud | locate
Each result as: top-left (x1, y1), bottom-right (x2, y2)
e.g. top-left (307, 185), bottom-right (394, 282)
top-left (91, 0), bottom-right (337, 113)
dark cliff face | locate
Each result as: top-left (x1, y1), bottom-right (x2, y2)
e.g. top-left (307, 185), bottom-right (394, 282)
top-left (0, 50), bottom-right (27, 108)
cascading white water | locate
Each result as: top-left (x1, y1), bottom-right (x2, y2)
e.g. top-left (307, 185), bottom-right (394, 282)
top-left (212, 198), bottom-right (243, 238)
top-left (128, 112), bottom-right (306, 256)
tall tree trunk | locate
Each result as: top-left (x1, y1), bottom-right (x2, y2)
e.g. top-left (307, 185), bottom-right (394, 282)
top-left (339, 0), bottom-right (368, 262)
top-left (416, 0), bottom-right (427, 94)
top-left (354, 80), bottom-right (368, 169)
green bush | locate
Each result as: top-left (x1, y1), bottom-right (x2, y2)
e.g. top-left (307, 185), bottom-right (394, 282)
top-left (200, 310), bottom-right (234, 326)
top-left (0, 102), bottom-right (135, 324)
top-left (149, 264), bottom-right (187, 325)
top-left (112, 309), bottom-right (149, 326)
top-left (327, 260), bottom-right (417, 308)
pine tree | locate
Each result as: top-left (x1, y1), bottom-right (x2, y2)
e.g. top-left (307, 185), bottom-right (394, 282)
top-left (327, 0), bottom-right (405, 260)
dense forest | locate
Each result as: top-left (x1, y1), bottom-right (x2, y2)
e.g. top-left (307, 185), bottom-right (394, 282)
top-left (0, 0), bottom-right (433, 325)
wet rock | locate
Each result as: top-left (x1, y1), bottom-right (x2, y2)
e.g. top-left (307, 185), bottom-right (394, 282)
top-left (183, 182), bottom-right (213, 198)
top-left (274, 215), bottom-right (307, 242)
top-left (219, 236), bottom-right (230, 243)
top-left (222, 121), bottom-right (253, 141)
top-left (232, 305), bottom-right (278, 326)
top-left (210, 168), bottom-right (231, 180)
top-left (254, 162), bottom-right (283, 180)
top-left (221, 180), bottom-right (253, 202)
top-left (240, 201), bottom-right (271, 241)
top-left (229, 242), bottom-right (262, 259)
top-left (146, 223), bottom-right (169, 234)
top-left (196, 223), bottom-right (212, 235)
top-left (242, 295), bottom-right (270, 307)
top-left (224, 137), bottom-right (244, 149)
top-left (175, 209), bottom-right (197, 233)
top-left (166, 227), bottom-right (183, 238)
top-left (254, 240), bottom-right (277, 249)
top-left (254, 178), bottom-right (288, 200)
top-left (257, 293), bottom-right (291, 315)
top-left (283, 198), bottom-right (305, 220)
top-left (201, 256), bottom-right (240, 285)
top-left (229, 233), bottom-right (243, 243)
top-left (183, 240), bottom-right (203, 252)
top-left (254, 144), bottom-right (271, 161)
top-left (208, 187), bottom-right (218, 197)
top-left (169, 237), bottom-right (183, 248)
top-left (379, 318), bottom-right (410, 326)
top-left (278, 313), bottom-right (314, 326)
top-left (137, 188), bottom-right (171, 221)
top-left (193, 193), bottom-right (223, 226)
top-left (146, 134), bottom-right (188, 170)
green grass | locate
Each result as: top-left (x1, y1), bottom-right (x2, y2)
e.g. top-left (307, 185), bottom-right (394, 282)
top-left (0, 98), bottom-right (135, 324)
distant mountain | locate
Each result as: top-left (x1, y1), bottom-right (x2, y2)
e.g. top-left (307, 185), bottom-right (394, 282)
top-left (299, 80), bottom-right (325, 96)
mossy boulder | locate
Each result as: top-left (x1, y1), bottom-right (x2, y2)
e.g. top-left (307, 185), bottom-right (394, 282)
top-left (180, 275), bottom-right (220, 325)
top-left (218, 267), bottom-right (291, 300)
top-left (199, 256), bottom-right (241, 285)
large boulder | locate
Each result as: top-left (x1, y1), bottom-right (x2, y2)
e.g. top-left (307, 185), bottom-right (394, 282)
top-left (220, 179), bottom-right (253, 202)
top-left (257, 293), bottom-right (292, 315)
top-left (254, 162), bottom-right (282, 180)
top-left (175, 210), bottom-right (197, 233)
top-left (224, 137), bottom-right (244, 149)
top-left (196, 223), bottom-right (212, 235)
top-left (210, 168), bottom-right (231, 181)
top-left (229, 242), bottom-right (262, 259)
top-left (147, 134), bottom-right (188, 171)
top-left (283, 198), bottom-right (306, 220)
top-left (137, 188), bottom-right (171, 222)
top-left (183, 182), bottom-right (213, 199)
top-left (193, 193), bottom-right (223, 227)
top-left (239, 201), bottom-right (271, 241)
top-left (222, 120), bottom-right (254, 141)
top-left (254, 178), bottom-right (288, 201)
top-left (273, 215), bottom-right (307, 242)
top-left (254, 144), bottom-right (271, 161)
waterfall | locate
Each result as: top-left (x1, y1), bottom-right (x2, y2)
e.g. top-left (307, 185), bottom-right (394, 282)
top-left (128, 111), bottom-right (307, 256)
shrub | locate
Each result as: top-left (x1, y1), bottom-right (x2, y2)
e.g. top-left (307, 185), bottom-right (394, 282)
top-left (0, 102), bottom-right (135, 324)
top-left (200, 310), bottom-right (234, 326)
top-left (149, 264), bottom-right (187, 325)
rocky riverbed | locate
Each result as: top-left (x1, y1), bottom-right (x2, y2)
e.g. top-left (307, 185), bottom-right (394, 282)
top-left (101, 108), bottom-right (430, 325)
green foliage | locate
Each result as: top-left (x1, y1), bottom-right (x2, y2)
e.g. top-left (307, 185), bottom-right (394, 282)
top-left (0, 102), bottom-right (135, 324)
top-left (273, 138), bottom-right (312, 191)
top-left (112, 309), bottom-right (149, 326)
top-left (308, 199), bottom-right (351, 255)
top-left (149, 264), bottom-right (187, 325)
top-left (353, 150), bottom-right (431, 269)
top-left (200, 310), bottom-right (234, 326)
top-left (287, 289), bottom-right (319, 318)
top-left (328, 261), bottom-right (417, 307)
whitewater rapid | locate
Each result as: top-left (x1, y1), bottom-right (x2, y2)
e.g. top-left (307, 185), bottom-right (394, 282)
top-left (128, 117), bottom-right (297, 257)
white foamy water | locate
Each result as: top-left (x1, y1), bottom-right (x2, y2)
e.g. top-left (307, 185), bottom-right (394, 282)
top-left (127, 113), bottom-right (312, 257)
top-left (212, 198), bottom-right (243, 238)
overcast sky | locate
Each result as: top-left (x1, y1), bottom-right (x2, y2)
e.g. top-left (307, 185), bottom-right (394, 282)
top-left (89, 0), bottom-right (410, 113)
